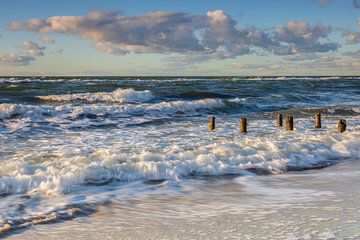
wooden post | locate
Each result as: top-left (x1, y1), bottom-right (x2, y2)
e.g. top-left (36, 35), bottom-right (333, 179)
top-left (277, 113), bottom-right (283, 127)
top-left (240, 117), bottom-right (247, 133)
top-left (315, 113), bottom-right (321, 128)
top-left (338, 119), bottom-right (346, 133)
top-left (208, 116), bottom-right (215, 131)
top-left (286, 116), bottom-right (293, 131)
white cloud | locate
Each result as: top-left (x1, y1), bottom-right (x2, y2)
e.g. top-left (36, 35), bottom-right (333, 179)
top-left (0, 40), bottom-right (45, 66)
top-left (229, 62), bottom-right (279, 70)
top-left (0, 53), bottom-right (35, 66)
top-left (275, 21), bottom-right (338, 53)
top-left (346, 31), bottom-right (360, 44)
top-left (9, 10), bottom-right (338, 64)
top-left (39, 36), bottom-right (55, 44)
top-left (344, 49), bottom-right (360, 58)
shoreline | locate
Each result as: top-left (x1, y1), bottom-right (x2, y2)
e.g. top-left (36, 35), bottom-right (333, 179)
top-left (5, 159), bottom-right (360, 239)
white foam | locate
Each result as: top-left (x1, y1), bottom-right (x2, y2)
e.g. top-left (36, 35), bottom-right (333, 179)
top-left (0, 104), bottom-right (26, 120)
top-left (0, 129), bottom-right (359, 197)
top-left (36, 88), bottom-right (154, 103)
top-left (0, 98), bottom-right (225, 125)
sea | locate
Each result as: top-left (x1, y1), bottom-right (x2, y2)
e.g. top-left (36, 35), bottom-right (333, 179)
top-left (0, 76), bottom-right (359, 239)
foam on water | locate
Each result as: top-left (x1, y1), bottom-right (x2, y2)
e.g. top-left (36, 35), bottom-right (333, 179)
top-left (0, 124), bottom-right (359, 233)
top-left (0, 104), bottom-right (25, 120)
top-left (0, 76), bottom-right (359, 235)
top-left (0, 98), bottom-right (224, 124)
top-left (36, 88), bottom-right (154, 103)
top-left (0, 127), bottom-right (359, 197)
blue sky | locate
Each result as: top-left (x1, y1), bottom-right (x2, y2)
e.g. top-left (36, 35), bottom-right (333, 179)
top-left (0, 0), bottom-right (359, 75)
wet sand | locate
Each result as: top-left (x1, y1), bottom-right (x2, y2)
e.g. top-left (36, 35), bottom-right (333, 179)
top-left (6, 159), bottom-right (360, 240)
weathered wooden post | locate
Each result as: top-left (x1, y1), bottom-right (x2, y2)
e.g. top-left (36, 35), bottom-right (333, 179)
top-left (338, 119), bottom-right (346, 133)
top-left (286, 116), bottom-right (294, 131)
top-left (315, 113), bottom-right (321, 128)
top-left (277, 113), bottom-right (283, 127)
top-left (208, 116), bottom-right (215, 131)
top-left (240, 117), bottom-right (247, 133)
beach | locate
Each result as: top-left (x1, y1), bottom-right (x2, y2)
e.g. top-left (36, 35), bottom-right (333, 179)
top-left (7, 157), bottom-right (360, 240)
top-left (0, 76), bottom-right (359, 239)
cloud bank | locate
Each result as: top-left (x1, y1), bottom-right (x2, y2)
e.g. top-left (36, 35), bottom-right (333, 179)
top-left (9, 10), bottom-right (338, 63)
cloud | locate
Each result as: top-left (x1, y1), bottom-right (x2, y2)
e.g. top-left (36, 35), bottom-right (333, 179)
top-left (22, 40), bottom-right (45, 56)
top-left (0, 53), bottom-right (35, 66)
top-left (334, 59), bottom-right (360, 67)
top-left (275, 21), bottom-right (338, 53)
top-left (39, 36), bottom-right (55, 44)
top-left (346, 31), bottom-right (360, 44)
top-left (354, 0), bottom-right (360, 8)
top-left (0, 40), bottom-right (45, 66)
top-left (229, 62), bottom-right (283, 70)
top-left (163, 54), bottom-right (209, 68)
top-left (358, 18), bottom-right (360, 27)
top-left (283, 53), bottom-right (320, 61)
top-left (10, 11), bottom-right (206, 55)
top-left (344, 49), bottom-right (360, 58)
top-left (10, 10), bottom-right (338, 64)
top-left (318, 0), bottom-right (332, 5)
top-left (282, 53), bottom-right (340, 62)
top-left (55, 49), bottom-right (64, 54)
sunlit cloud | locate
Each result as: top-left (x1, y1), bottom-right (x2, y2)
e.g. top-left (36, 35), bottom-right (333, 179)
top-left (39, 36), bottom-right (55, 44)
top-left (0, 40), bottom-right (45, 66)
top-left (10, 10), bottom-right (339, 65)
top-left (346, 31), bottom-right (360, 44)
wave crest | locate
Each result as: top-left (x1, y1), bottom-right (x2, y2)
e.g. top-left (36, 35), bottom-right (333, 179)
top-left (36, 88), bottom-right (154, 103)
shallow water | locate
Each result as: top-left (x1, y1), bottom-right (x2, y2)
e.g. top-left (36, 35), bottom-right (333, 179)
top-left (7, 160), bottom-right (360, 239)
top-left (0, 76), bottom-right (359, 237)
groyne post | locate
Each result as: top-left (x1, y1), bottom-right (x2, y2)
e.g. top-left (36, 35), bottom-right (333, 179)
top-left (315, 113), bottom-right (321, 128)
top-left (208, 116), bottom-right (215, 131)
top-left (277, 113), bottom-right (283, 127)
top-left (240, 117), bottom-right (247, 133)
top-left (286, 116), bottom-right (294, 131)
top-left (338, 119), bottom-right (346, 133)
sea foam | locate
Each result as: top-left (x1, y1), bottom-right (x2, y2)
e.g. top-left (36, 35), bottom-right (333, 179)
top-left (0, 98), bottom-right (225, 123)
top-left (0, 129), bottom-right (359, 197)
top-left (36, 88), bottom-right (154, 103)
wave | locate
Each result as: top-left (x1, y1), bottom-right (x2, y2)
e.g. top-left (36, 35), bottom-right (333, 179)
top-left (36, 88), bottom-right (154, 103)
top-left (0, 130), bottom-right (359, 197)
top-left (0, 98), bottom-right (225, 122)
top-left (0, 104), bottom-right (26, 120)
top-left (281, 106), bottom-right (360, 116)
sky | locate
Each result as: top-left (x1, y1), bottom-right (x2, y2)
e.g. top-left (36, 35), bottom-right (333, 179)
top-left (0, 0), bottom-right (359, 76)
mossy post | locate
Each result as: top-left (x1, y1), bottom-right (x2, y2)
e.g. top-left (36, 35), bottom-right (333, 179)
top-left (208, 116), bottom-right (215, 131)
top-left (338, 119), bottom-right (346, 133)
top-left (277, 113), bottom-right (283, 127)
top-left (315, 113), bottom-right (321, 128)
top-left (240, 117), bottom-right (247, 133)
top-left (286, 116), bottom-right (294, 131)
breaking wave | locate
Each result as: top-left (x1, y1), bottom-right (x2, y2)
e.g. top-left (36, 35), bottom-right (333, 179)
top-left (36, 88), bottom-right (154, 103)
top-left (0, 98), bottom-right (225, 122)
top-left (0, 130), bottom-right (359, 197)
